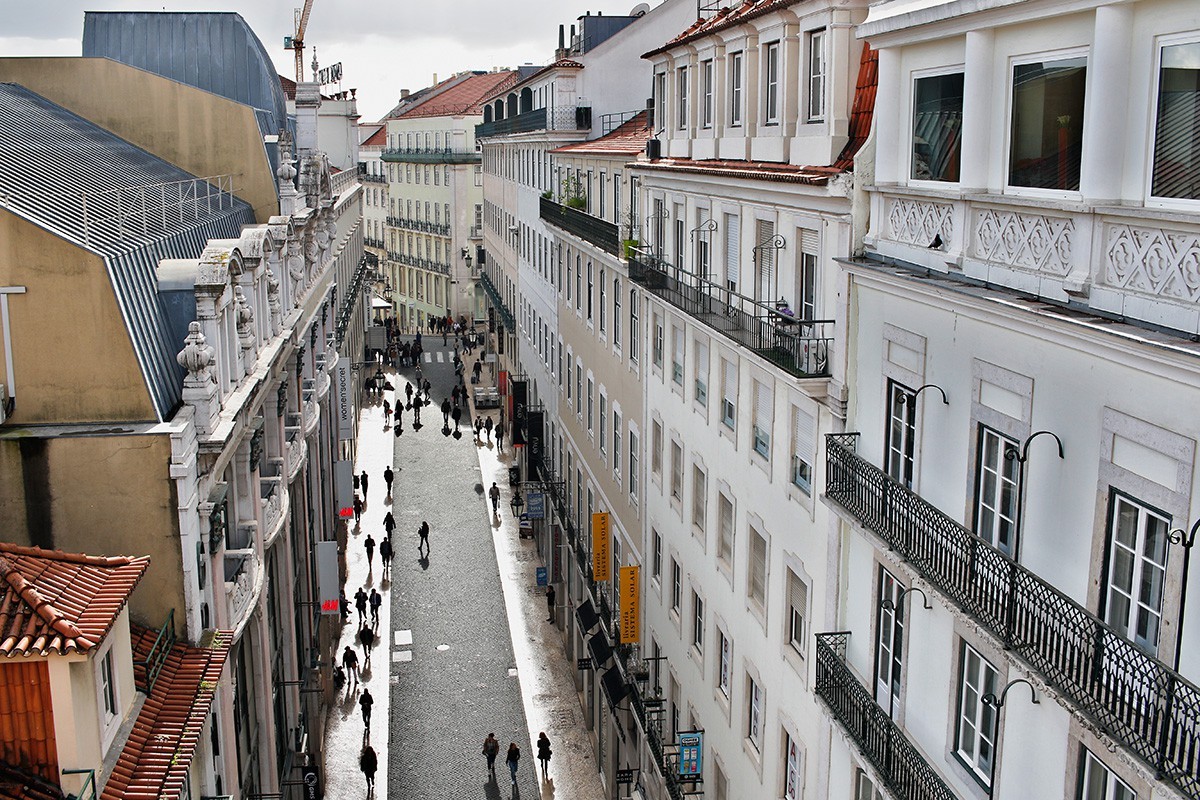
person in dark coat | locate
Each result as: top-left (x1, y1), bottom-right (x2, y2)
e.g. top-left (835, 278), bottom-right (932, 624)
top-left (536, 732), bottom-right (552, 777)
top-left (506, 742), bottom-right (521, 785)
top-left (353, 494), bottom-right (363, 523)
top-left (383, 466), bottom-right (394, 494)
top-left (418, 520), bottom-right (430, 554)
top-left (364, 534), bottom-right (376, 567)
top-left (440, 398), bottom-right (451, 425)
top-left (369, 588), bottom-right (382, 624)
top-left (379, 535), bottom-right (393, 575)
top-left (495, 420), bottom-right (506, 451)
top-left (360, 688), bottom-right (374, 729)
top-left (482, 733), bottom-right (500, 776)
top-left (484, 416), bottom-right (494, 441)
top-left (451, 405), bottom-right (462, 433)
top-left (358, 623), bottom-right (375, 661)
top-left (360, 745), bottom-right (377, 796)
top-left (354, 587), bottom-right (368, 621)
top-left (360, 470), bottom-right (369, 497)
top-left (383, 511), bottom-right (395, 537)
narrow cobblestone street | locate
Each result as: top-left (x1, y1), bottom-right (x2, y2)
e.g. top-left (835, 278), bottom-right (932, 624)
top-left (323, 336), bottom-right (605, 800)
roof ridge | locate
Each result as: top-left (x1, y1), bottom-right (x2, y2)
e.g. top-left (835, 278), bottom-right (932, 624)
top-left (0, 541), bottom-right (141, 567)
top-left (0, 556), bottom-right (87, 646)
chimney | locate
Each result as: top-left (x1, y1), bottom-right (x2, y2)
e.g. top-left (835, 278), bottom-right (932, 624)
top-left (401, 89), bottom-right (410, 100)
top-left (432, 73), bottom-right (439, 85)
top-left (556, 24), bottom-right (567, 59)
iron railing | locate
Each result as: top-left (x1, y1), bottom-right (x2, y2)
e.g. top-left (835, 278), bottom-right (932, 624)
top-left (479, 270), bottom-right (515, 331)
top-left (628, 255), bottom-right (833, 379)
top-left (80, 174), bottom-right (237, 245)
top-left (540, 196), bottom-right (620, 255)
top-left (385, 216), bottom-right (450, 237)
top-left (815, 633), bottom-right (959, 800)
top-left (393, 252), bottom-right (451, 275)
top-left (600, 109), bottom-right (642, 135)
top-left (825, 433), bottom-right (1200, 799)
top-left (361, 172), bottom-right (387, 184)
top-left (381, 146), bottom-right (480, 164)
top-left (135, 609), bottom-right (177, 694)
top-left (475, 106), bottom-right (592, 139)
top-left (62, 768), bottom-right (97, 800)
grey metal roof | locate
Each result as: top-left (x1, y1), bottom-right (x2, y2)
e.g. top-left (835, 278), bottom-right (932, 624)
top-left (82, 11), bottom-right (288, 177)
top-left (0, 83), bottom-right (256, 421)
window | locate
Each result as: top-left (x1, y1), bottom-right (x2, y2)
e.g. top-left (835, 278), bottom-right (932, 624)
top-left (784, 733), bottom-right (802, 800)
top-left (885, 380), bottom-right (917, 488)
top-left (1078, 748), bottom-right (1137, 800)
top-left (587, 378), bottom-right (594, 432)
top-left (692, 591), bottom-right (705, 651)
top-left (856, 770), bottom-right (884, 800)
top-left (677, 66), bottom-right (689, 129)
top-left (100, 649), bottom-right (117, 719)
top-left (599, 394), bottom-right (607, 452)
top-left (1151, 41), bottom-right (1200, 201)
top-left (671, 440), bottom-right (684, 501)
top-left (696, 215), bottom-right (711, 280)
top-left (747, 676), bottom-right (763, 748)
top-left (717, 493), bottom-right (734, 567)
top-left (718, 630), bottom-right (731, 696)
top-left (630, 430), bottom-right (640, 498)
top-left (599, 170), bottom-right (608, 218)
top-left (715, 762), bottom-right (730, 800)
top-left (724, 212), bottom-right (740, 292)
top-left (730, 52), bottom-right (744, 126)
top-left (721, 359), bottom-right (737, 430)
top-left (575, 364), bottom-right (582, 416)
top-left (671, 558), bottom-right (682, 612)
top-left (1104, 492), bottom-right (1169, 655)
top-left (752, 380), bottom-right (772, 458)
top-left (655, 72), bottom-right (667, 132)
top-left (748, 528), bottom-right (767, 609)
top-left (694, 339), bottom-right (709, 406)
top-left (652, 530), bottom-right (662, 580)
top-left (807, 30), bottom-right (827, 121)
top-left (875, 568), bottom-right (904, 717)
top-left (630, 290), bottom-right (639, 364)
top-left (786, 569), bottom-right (808, 657)
top-left (956, 643), bottom-right (999, 785)
top-left (1009, 56), bottom-right (1087, 190)
top-left (587, 262), bottom-right (594, 321)
top-left (613, 278), bottom-right (621, 348)
top-left (675, 214), bottom-right (686, 269)
top-left (613, 411), bottom-right (621, 476)
top-left (755, 219), bottom-right (776, 303)
top-left (672, 326), bottom-right (685, 385)
top-left (974, 426), bottom-right (1020, 557)
top-left (692, 466), bottom-right (707, 532)
top-left (791, 406), bottom-right (814, 494)
top-left (653, 312), bottom-right (664, 369)
top-left (702, 59), bottom-right (714, 127)
top-left (797, 238), bottom-right (818, 324)
top-left (652, 419), bottom-right (663, 476)
top-left (912, 72), bottom-right (964, 181)
top-left (764, 43), bottom-right (780, 123)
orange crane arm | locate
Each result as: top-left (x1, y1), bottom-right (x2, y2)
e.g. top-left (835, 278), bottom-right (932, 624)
top-left (293, 0), bottom-right (316, 81)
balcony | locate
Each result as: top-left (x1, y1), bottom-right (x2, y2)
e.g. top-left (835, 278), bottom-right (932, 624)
top-left (540, 196), bottom-right (620, 256)
top-left (285, 422), bottom-right (305, 481)
top-left (385, 216), bottom-right (450, 237)
top-left (330, 168), bottom-right (358, 198)
top-left (260, 474), bottom-right (286, 548)
top-left (816, 633), bottom-right (958, 800)
top-left (224, 549), bottom-right (259, 633)
top-left (475, 106), bottom-right (592, 139)
top-left (361, 172), bottom-right (387, 184)
top-left (381, 146), bottom-right (481, 164)
top-left (469, 225), bottom-right (483, 239)
top-left (364, 237), bottom-right (386, 249)
top-left (479, 270), bottom-right (515, 331)
top-left (824, 433), bottom-right (1200, 798)
top-left (393, 251), bottom-right (451, 275)
top-left (628, 255), bottom-right (833, 379)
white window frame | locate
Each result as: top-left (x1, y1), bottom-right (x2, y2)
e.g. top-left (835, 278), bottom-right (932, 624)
top-left (791, 405), bottom-right (814, 495)
top-left (784, 733), bottom-right (802, 800)
top-left (702, 59), bottom-right (715, 128)
top-left (955, 642), bottom-right (999, 786)
top-left (747, 676), bottom-right (763, 749)
top-left (1104, 491), bottom-right (1170, 656)
top-left (875, 567), bottom-right (904, 717)
top-left (974, 425), bottom-right (1021, 557)
top-left (1078, 747), bottom-right (1137, 800)
top-left (718, 629), bottom-right (731, 696)
top-left (677, 66), bottom-right (689, 130)
top-left (807, 30), bottom-right (827, 122)
top-left (764, 42), bottom-right (781, 124)
top-left (692, 465), bottom-right (707, 533)
top-left (1145, 33), bottom-right (1200, 209)
top-left (730, 52), bottom-right (744, 126)
top-left (692, 591), bottom-right (705, 652)
top-left (886, 380), bottom-right (918, 488)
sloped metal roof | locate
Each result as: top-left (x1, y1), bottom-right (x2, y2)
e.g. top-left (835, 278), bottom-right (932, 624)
top-left (0, 83), bottom-right (255, 420)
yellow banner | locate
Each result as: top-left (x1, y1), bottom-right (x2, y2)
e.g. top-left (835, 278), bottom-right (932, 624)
top-left (592, 512), bottom-right (611, 580)
top-left (619, 565), bottom-right (640, 643)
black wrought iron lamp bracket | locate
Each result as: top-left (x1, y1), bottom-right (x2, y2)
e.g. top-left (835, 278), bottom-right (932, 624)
top-left (897, 383), bottom-right (949, 406)
top-left (1004, 430), bottom-right (1064, 464)
top-left (880, 586), bottom-right (933, 611)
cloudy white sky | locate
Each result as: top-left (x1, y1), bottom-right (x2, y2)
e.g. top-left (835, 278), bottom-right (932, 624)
top-left (0, 0), bottom-right (658, 121)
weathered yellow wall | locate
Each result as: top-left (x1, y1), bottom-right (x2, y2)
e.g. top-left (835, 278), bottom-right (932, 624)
top-left (0, 57), bottom-right (278, 223)
top-left (0, 433), bottom-right (183, 630)
top-left (0, 211), bottom-right (156, 425)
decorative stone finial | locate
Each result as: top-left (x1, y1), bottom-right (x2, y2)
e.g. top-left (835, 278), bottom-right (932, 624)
top-left (235, 287), bottom-right (256, 351)
top-left (177, 322), bottom-right (216, 384)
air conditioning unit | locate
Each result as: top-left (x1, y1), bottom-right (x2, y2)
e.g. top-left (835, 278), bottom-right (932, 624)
top-left (645, 139), bottom-right (661, 160)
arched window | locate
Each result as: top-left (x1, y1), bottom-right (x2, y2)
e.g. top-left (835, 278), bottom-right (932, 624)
top-left (483, 107), bottom-right (493, 123)
top-left (519, 87), bottom-right (534, 114)
top-left (507, 93), bottom-right (518, 117)
top-left (494, 99), bottom-right (505, 120)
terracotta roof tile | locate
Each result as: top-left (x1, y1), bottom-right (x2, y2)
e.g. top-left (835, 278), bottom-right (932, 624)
top-left (0, 764), bottom-right (64, 800)
top-left (552, 111), bottom-right (653, 156)
top-left (361, 126), bottom-right (387, 147)
top-left (397, 72), bottom-right (516, 120)
top-left (644, 0), bottom-right (797, 59)
top-left (99, 628), bottom-right (233, 800)
top-left (634, 156), bottom-right (838, 184)
top-left (0, 544), bottom-right (149, 658)
top-left (834, 43), bottom-right (877, 171)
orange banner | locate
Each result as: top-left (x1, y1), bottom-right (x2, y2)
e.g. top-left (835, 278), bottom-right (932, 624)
top-left (619, 565), bottom-right (640, 643)
top-left (592, 512), bottom-right (611, 580)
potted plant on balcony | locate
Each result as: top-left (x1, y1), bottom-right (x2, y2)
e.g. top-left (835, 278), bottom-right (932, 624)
top-left (559, 174), bottom-right (587, 210)
top-left (620, 212), bottom-right (640, 260)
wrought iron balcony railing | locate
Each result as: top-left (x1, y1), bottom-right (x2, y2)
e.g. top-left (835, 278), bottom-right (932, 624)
top-left (540, 196), bottom-right (620, 256)
top-left (816, 632), bottom-right (959, 800)
top-left (825, 433), bottom-right (1200, 799)
top-left (628, 255), bottom-right (833, 379)
top-left (475, 106), bottom-right (592, 139)
top-left (393, 252), bottom-right (451, 275)
top-left (361, 172), bottom-right (387, 184)
top-left (385, 216), bottom-right (450, 237)
top-left (381, 146), bottom-right (481, 164)
top-left (479, 270), bottom-right (515, 331)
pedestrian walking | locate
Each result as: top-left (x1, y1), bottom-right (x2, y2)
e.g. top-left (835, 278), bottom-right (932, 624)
top-left (383, 510), bottom-right (395, 537)
top-left (358, 622), bottom-right (375, 660)
top-left (360, 745), bottom-right (377, 796)
top-left (369, 588), bottom-right (382, 624)
top-left (423, 378), bottom-right (431, 399)
top-left (484, 416), bottom-right (494, 441)
top-left (440, 398), bottom-right (451, 425)
top-left (359, 688), bottom-right (374, 729)
top-left (482, 733), bottom-right (500, 776)
top-left (380, 535), bottom-right (393, 575)
top-left (360, 470), bottom-right (369, 497)
top-left (474, 417), bottom-right (483, 440)
top-left (383, 399), bottom-right (391, 424)
top-left (496, 420), bottom-right (506, 451)
top-left (354, 587), bottom-right (368, 621)
top-left (537, 732), bottom-right (552, 777)
top-left (383, 466), bottom-right (394, 494)
top-left (451, 405), bottom-right (462, 433)
top-left (451, 384), bottom-right (460, 407)
top-left (405, 381), bottom-right (413, 407)
top-left (418, 520), bottom-right (430, 554)
top-left (506, 742), bottom-right (521, 785)
top-left (546, 584), bottom-right (556, 623)
top-left (364, 533), bottom-right (376, 567)
top-left (340, 588), bottom-right (350, 620)
top-left (472, 360), bottom-right (482, 383)
top-left (342, 645), bottom-right (359, 683)
top-left (489, 482), bottom-right (501, 514)
top-left (352, 494), bottom-right (363, 523)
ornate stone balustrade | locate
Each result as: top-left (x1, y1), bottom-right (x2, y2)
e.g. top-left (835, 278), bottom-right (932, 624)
top-left (260, 476), bottom-right (287, 547)
top-left (285, 426), bottom-right (305, 481)
top-left (224, 549), bottom-right (259, 635)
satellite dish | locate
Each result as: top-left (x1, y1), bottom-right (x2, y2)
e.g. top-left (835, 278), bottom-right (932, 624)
top-left (629, 2), bottom-right (650, 16)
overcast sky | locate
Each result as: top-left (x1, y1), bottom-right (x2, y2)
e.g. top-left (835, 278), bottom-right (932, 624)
top-left (0, 0), bottom-right (658, 121)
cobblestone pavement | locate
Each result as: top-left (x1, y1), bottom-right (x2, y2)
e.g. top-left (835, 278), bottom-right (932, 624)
top-left (324, 333), bottom-right (604, 800)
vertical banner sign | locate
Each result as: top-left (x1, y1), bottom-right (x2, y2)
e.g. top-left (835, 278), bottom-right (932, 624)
top-left (527, 409), bottom-right (544, 466)
top-left (334, 460), bottom-right (354, 519)
top-left (498, 370), bottom-right (509, 396)
top-left (316, 541), bottom-right (340, 615)
top-left (335, 357), bottom-right (354, 440)
top-left (619, 565), bottom-right (640, 643)
top-left (592, 512), bottom-right (611, 581)
top-left (552, 524), bottom-right (562, 584)
top-left (678, 731), bottom-right (703, 778)
top-left (511, 379), bottom-right (528, 446)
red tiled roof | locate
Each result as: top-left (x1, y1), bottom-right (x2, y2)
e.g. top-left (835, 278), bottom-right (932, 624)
top-left (480, 60), bottom-right (583, 104)
top-left (0, 764), bottom-right (63, 800)
top-left (397, 72), bottom-right (516, 119)
top-left (0, 544), bottom-right (149, 658)
top-left (100, 628), bottom-right (233, 800)
top-left (361, 125), bottom-right (387, 148)
top-left (644, 0), bottom-right (796, 59)
top-left (633, 157), bottom-right (839, 184)
top-left (834, 43), bottom-right (878, 171)
top-left (553, 111), bottom-right (652, 156)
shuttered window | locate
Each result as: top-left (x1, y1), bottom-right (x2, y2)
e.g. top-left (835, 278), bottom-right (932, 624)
top-left (672, 326), bottom-right (685, 385)
top-left (755, 219), bottom-right (775, 302)
top-left (787, 569), bottom-right (808, 655)
top-left (753, 380), bottom-right (772, 458)
top-left (724, 213), bottom-right (740, 290)
top-left (722, 360), bottom-right (737, 429)
top-left (694, 339), bottom-right (709, 406)
top-left (749, 527), bottom-right (767, 607)
top-left (717, 493), bottom-right (734, 566)
top-left (792, 405), bottom-right (815, 493)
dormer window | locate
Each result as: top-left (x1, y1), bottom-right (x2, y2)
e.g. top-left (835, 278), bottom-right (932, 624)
top-left (765, 43), bottom-right (781, 124)
top-left (1150, 39), bottom-right (1200, 202)
top-left (807, 30), bottom-right (827, 122)
top-left (702, 60), bottom-right (715, 128)
top-left (912, 72), bottom-right (964, 182)
top-left (1008, 55), bottom-right (1087, 191)
top-left (730, 52), bottom-right (744, 127)
top-left (677, 66), bottom-right (690, 130)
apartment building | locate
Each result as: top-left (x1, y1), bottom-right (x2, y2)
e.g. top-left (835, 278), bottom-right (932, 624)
top-left (383, 71), bottom-right (513, 330)
top-left (823, 1), bottom-right (1200, 799)
top-left (361, 123), bottom-right (389, 266)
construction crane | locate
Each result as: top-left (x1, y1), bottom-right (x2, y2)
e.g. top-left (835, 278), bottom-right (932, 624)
top-left (284, 0), bottom-right (316, 82)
